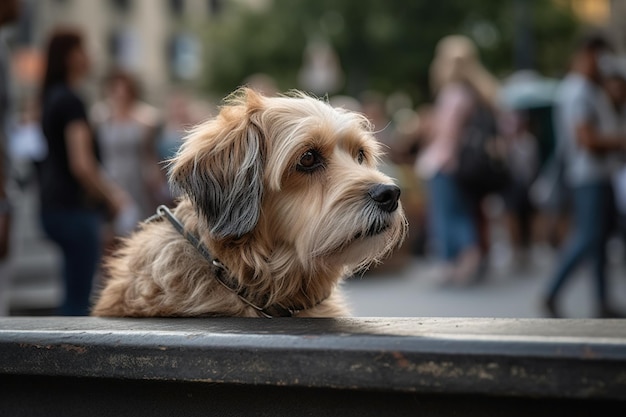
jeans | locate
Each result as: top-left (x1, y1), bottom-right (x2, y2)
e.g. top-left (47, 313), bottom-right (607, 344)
top-left (427, 172), bottom-right (478, 261)
top-left (546, 181), bottom-right (615, 308)
top-left (41, 209), bottom-right (102, 316)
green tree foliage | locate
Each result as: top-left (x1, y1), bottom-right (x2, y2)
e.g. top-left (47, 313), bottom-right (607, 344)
top-left (202, 0), bottom-right (581, 103)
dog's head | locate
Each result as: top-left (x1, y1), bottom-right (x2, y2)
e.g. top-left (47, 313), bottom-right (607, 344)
top-left (169, 88), bottom-right (406, 271)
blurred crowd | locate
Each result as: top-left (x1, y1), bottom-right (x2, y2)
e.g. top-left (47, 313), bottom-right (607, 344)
top-left (0, 9), bottom-right (208, 315)
top-left (1, 0), bottom-right (625, 318)
top-left (375, 32), bottom-right (626, 319)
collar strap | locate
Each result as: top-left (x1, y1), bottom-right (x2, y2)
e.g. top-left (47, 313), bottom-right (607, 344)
top-left (147, 205), bottom-right (317, 318)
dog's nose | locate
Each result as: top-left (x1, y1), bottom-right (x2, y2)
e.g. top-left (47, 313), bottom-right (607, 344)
top-left (368, 184), bottom-right (401, 213)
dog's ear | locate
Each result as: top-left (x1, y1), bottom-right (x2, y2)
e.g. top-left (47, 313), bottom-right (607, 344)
top-left (169, 89), bottom-right (265, 239)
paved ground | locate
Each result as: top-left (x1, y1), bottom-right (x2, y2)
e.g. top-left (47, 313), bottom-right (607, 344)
top-left (345, 249), bottom-right (626, 318)
top-left (4, 175), bottom-right (626, 318)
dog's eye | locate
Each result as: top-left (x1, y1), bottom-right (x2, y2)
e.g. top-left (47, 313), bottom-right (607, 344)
top-left (357, 149), bottom-right (366, 165)
top-left (297, 150), bottom-right (323, 172)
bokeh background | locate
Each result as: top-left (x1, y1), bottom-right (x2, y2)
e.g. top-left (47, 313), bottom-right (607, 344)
top-left (7, 1), bottom-right (604, 108)
top-left (2, 0), bottom-right (625, 318)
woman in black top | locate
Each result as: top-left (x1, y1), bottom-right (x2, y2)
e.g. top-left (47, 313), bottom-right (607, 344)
top-left (39, 29), bottom-right (125, 315)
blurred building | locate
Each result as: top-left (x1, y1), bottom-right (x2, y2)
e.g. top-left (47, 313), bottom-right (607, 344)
top-left (12, 0), bottom-right (218, 103)
top-left (567, 0), bottom-right (610, 24)
top-left (565, 0), bottom-right (626, 53)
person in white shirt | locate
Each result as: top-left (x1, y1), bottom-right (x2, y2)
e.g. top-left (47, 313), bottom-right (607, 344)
top-left (543, 34), bottom-right (626, 318)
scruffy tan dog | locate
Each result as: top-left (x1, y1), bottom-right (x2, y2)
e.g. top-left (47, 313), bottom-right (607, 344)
top-left (92, 88), bottom-right (407, 318)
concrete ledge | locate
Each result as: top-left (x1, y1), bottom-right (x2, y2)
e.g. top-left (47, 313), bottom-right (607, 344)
top-left (0, 317), bottom-right (625, 416)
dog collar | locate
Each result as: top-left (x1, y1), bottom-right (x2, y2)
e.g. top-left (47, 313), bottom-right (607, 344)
top-left (146, 205), bottom-right (322, 318)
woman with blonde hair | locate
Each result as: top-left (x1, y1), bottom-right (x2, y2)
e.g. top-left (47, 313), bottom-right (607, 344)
top-left (416, 34), bottom-right (502, 285)
top-left (429, 35), bottom-right (500, 107)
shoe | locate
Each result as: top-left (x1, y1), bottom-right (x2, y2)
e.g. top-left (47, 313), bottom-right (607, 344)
top-left (433, 263), bottom-right (456, 287)
top-left (542, 297), bottom-right (561, 318)
top-left (452, 247), bottom-right (483, 286)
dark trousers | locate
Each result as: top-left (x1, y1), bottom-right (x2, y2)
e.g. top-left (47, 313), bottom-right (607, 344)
top-left (546, 181), bottom-right (615, 309)
top-left (427, 172), bottom-right (478, 261)
top-left (41, 209), bottom-right (102, 316)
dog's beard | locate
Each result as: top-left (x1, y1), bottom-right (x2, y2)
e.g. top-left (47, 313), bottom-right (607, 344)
top-left (287, 199), bottom-right (407, 273)
top-left (358, 205), bottom-right (395, 238)
top-left (338, 208), bottom-right (406, 270)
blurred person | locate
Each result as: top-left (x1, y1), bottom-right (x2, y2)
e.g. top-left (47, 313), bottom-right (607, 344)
top-left (0, 0), bottom-right (21, 316)
top-left (360, 90), bottom-right (395, 148)
top-left (329, 94), bottom-right (362, 113)
top-left (155, 89), bottom-right (197, 205)
top-left (8, 96), bottom-right (47, 187)
top-left (244, 73), bottom-right (279, 97)
top-left (502, 71), bottom-right (567, 251)
top-left (38, 28), bottom-right (126, 316)
top-left (415, 35), bottom-right (502, 285)
top-left (392, 104), bottom-right (433, 166)
top-left (92, 69), bottom-right (163, 245)
top-left (297, 39), bottom-right (344, 96)
top-left (391, 105), bottom-right (434, 257)
top-left (603, 60), bottom-right (626, 259)
top-left (528, 140), bottom-right (572, 251)
top-left (502, 110), bottom-right (540, 270)
top-left (542, 34), bottom-right (626, 318)
top-left (157, 90), bottom-right (194, 162)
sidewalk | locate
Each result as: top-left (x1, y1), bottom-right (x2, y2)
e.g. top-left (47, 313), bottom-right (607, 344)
top-left (345, 246), bottom-right (626, 318)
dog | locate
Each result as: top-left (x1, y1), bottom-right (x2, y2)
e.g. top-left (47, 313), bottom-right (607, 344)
top-left (91, 88), bottom-right (407, 318)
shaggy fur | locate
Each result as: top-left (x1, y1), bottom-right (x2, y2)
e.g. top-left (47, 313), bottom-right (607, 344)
top-left (91, 88), bottom-right (407, 318)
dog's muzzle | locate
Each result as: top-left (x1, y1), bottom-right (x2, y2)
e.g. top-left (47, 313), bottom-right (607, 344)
top-left (368, 184), bottom-right (401, 213)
